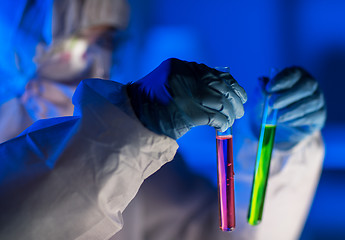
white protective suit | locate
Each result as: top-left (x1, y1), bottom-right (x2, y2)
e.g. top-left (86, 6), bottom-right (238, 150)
top-left (0, 79), bottom-right (324, 240)
top-left (0, 0), bottom-right (129, 143)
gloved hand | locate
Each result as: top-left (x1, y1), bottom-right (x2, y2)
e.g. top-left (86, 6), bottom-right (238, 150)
top-left (261, 67), bottom-right (326, 149)
top-left (127, 58), bottom-right (247, 139)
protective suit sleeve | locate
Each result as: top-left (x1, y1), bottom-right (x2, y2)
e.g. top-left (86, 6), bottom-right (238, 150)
top-left (0, 79), bottom-right (178, 240)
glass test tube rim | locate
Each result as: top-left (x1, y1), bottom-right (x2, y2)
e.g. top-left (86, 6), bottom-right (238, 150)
top-left (216, 126), bottom-right (233, 137)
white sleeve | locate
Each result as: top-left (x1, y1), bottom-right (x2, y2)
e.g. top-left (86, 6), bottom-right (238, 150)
top-left (0, 79), bottom-right (178, 240)
top-left (235, 131), bottom-right (325, 240)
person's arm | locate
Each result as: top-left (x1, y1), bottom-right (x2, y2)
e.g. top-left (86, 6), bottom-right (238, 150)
top-left (1, 58), bottom-right (247, 240)
top-left (0, 79), bottom-right (178, 240)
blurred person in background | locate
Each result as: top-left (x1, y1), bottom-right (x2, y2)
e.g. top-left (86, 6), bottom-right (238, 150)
top-left (0, 0), bottom-right (129, 143)
top-left (0, 1), bottom-right (326, 240)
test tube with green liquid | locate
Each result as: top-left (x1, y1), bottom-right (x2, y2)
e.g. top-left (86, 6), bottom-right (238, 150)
top-left (247, 70), bottom-right (278, 225)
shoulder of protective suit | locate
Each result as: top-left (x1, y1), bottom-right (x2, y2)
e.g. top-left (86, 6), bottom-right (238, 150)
top-left (72, 78), bottom-right (135, 118)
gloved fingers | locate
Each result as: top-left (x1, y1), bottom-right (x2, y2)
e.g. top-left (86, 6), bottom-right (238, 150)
top-left (269, 76), bottom-right (318, 109)
top-left (224, 90), bottom-right (245, 118)
top-left (208, 74), bottom-right (248, 104)
top-left (282, 107), bottom-right (326, 128)
top-left (204, 84), bottom-right (244, 118)
top-left (199, 90), bottom-right (239, 120)
top-left (230, 81), bottom-right (248, 104)
top-left (208, 111), bottom-right (233, 132)
top-left (277, 90), bottom-right (325, 123)
top-left (266, 67), bottom-right (303, 92)
top-left (185, 102), bottom-right (232, 131)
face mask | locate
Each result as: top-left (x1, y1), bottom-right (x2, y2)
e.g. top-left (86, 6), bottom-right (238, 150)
top-left (36, 37), bottom-right (93, 82)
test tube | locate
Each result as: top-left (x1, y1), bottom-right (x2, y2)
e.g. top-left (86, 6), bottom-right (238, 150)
top-left (247, 69), bottom-right (278, 225)
top-left (215, 66), bottom-right (236, 231)
top-left (216, 127), bottom-right (236, 231)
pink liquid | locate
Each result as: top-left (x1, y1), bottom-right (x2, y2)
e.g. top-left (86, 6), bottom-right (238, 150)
top-left (216, 135), bottom-right (236, 231)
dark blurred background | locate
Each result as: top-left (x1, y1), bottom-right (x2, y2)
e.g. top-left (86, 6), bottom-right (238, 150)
top-left (1, 0), bottom-right (344, 239)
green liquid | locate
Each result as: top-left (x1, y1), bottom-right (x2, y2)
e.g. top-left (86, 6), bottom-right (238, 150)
top-left (248, 125), bottom-right (276, 225)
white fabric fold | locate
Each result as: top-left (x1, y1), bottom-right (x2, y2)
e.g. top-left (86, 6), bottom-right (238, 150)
top-left (0, 79), bottom-right (178, 240)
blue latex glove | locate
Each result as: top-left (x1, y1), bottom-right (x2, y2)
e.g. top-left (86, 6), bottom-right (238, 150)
top-left (127, 58), bottom-right (247, 139)
top-left (265, 67), bottom-right (326, 149)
